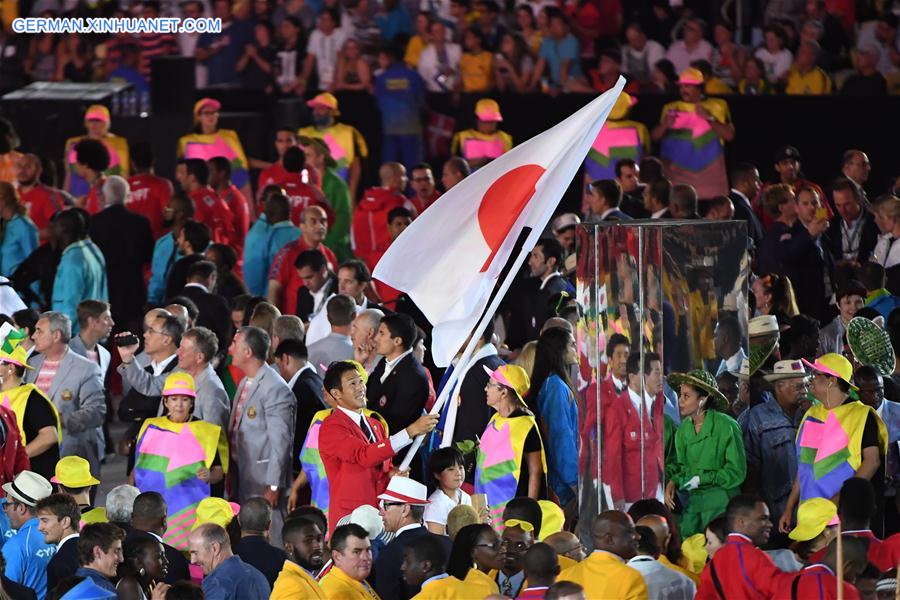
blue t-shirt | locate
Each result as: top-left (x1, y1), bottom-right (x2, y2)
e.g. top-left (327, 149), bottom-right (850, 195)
top-left (198, 19), bottom-right (254, 85)
top-left (375, 4), bottom-right (412, 41)
top-left (374, 64), bottom-right (425, 136)
top-left (2, 518), bottom-right (56, 600)
top-left (539, 34), bottom-right (581, 85)
top-left (202, 555), bottom-right (270, 600)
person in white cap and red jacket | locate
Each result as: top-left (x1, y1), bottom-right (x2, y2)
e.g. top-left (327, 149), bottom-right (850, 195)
top-left (374, 476), bottom-right (451, 600)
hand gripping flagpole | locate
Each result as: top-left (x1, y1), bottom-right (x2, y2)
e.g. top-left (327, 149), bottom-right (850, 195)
top-left (398, 241), bottom-right (536, 471)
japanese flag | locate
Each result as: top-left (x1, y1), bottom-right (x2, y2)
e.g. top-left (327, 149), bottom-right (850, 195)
top-left (374, 79), bottom-right (625, 367)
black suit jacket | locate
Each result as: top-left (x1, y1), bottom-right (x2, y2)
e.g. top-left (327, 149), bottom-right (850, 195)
top-left (729, 190), bottom-right (764, 251)
top-left (179, 284), bottom-right (233, 353)
top-left (89, 204), bottom-right (153, 323)
top-left (292, 366), bottom-right (325, 475)
top-left (46, 537), bottom-right (79, 594)
top-left (366, 353), bottom-right (429, 479)
top-left (374, 527), bottom-right (452, 600)
top-left (523, 273), bottom-right (572, 341)
top-left (125, 529), bottom-right (192, 585)
top-left (2, 575), bottom-right (35, 600)
top-left (233, 535), bottom-right (288, 589)
top-left (824, 210), bottom-right (879, 264)
top-left (165, 254), bottom-right (204, 302)
top-left (296, 275), bottom-right (337, 322)
top-left (620, 190), bottom-right (650, 219)
top-left (600, 209), bottom-right (633, 221)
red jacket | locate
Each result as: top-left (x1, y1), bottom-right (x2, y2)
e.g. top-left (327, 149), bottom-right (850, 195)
top-left (257, 164), bottom-right (321, 208)
top-left (220, 184), bottom-right (250, 260)
top-left (775, 564), bottom-right (859, 600)
top-left (189, 187), bottom-right (234, 246)
top-left (127, 173), bottom-right (173, 239)
top-left (20, 184), bottom-right (69, 241)
top-left (267, 239), bottom-right (337, 316)
top-left (319, 408), bottom-right (394, 535)
top-left (808, 529), bottom-right (900, 572)
top-left (579, 375), bottom-right (623, 481)
top-left (278, 173), bottom-right (334, 226)
top-left (0, 405), bottom-right (29, 496)
top-left (696, 534), bottom-right (782, 600)
top-left (603, 388), bottom-right (664, 504)
top-left (352, 188), bottom-right (407, 271)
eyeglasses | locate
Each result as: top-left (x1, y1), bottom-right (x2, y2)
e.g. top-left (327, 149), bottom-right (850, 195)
top-left (562, 543), bottom-right (585, 555)
top-left (379, 501), bottom-right (405, 510)
top-left (474, 541), bottom-right (502, 551)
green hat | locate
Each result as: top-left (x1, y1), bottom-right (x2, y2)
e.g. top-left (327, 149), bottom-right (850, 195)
top-left (667, 369), bottom-right (728, 411)
top-left (847, 316), bottom-right (895, 376)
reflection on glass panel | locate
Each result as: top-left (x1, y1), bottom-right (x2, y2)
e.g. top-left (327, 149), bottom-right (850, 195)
top-left (575, 220), bottom-right (748, 547)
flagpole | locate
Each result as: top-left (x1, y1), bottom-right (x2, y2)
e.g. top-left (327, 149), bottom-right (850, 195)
top-left (836, 523), bottom-right (844, 600)
top-left (398, 240), bottom-right (538, 471)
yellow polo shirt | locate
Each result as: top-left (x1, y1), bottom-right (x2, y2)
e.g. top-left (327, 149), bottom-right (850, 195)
top-left (413, 574), bottom-right (491, 599)
top-left (270, 560), bottom-right (326, 599)
top-left (558, 551), bottom-right (649, 600)
top-left (785, 65), bottom-right (833, 95)
top-left (319, 566), bottom-right (380, 599)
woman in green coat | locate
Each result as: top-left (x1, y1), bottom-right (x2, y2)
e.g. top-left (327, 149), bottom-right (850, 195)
top-left (664, 369), bottom-right (747, 537)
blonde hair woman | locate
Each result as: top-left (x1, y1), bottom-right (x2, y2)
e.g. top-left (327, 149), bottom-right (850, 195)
top-left (514, 341), bottom-right (537, 378)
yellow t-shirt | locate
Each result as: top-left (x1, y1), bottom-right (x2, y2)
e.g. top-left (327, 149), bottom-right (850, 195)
top-left (405, 35), bottom-right (427, 67)
top-left (785, 65), bottom-right (833, 95)
top-left (558, 551), bottom-right (649, 600)
top-left (298, 122), bottom-right (369, 178)
top-left (459, 51), bottom-right (494, 92)
top-left (450, 129), bottom-right (513, 161)
top-left (270, 560), bottom-right (326, 599)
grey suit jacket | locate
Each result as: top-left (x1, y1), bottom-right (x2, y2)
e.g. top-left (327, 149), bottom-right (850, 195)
top-left (25, 348), bottom-right (105, 469)
top-left (230, 363), bottom-right (296, 499)
top-left (117, 361), bottom-right (231, 430)
top-left (307, 332), bottom-right (354, 376)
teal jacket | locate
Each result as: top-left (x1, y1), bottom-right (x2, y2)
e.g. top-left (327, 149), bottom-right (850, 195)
top-left (52, 239), bottom-right (108, 331)
top-left (0, 214), bottom-right (38, 277)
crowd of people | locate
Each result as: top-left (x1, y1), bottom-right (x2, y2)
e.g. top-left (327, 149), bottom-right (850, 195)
top-left (0, 1), bottom-right (897, 600)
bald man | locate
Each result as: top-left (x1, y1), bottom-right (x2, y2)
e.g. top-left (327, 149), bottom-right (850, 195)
top-left (544, 532), bottom-right (586, 563)
top-left (354, 162), bottom-right (419, 271)
top-left (557, 511), bottom-right (647, 600)
top-left (520, 543), bottom-right (560, 598)
top-left (635, 515), bottom-right (698, 584)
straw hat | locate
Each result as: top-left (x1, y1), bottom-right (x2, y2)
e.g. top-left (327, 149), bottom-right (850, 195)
top-left (667, 369), bottom-right (727, 411)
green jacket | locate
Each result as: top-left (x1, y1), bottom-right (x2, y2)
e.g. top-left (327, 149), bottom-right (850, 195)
top-left (666, 410), bottom-right (746, 491)
top-left (322, 168), bottom-right (353, 262)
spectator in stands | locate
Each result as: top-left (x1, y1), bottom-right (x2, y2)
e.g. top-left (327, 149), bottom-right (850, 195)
top-left (621, 22), bottom-right (665, 84)
top-left (418, 20), bottom-right (462, 94)
top-left (333, 38), bottom-right (373, 93)
top-left (189, 523), bottom-right (269, 600)
top-left (494, 32), bottom-right (534, 93)
top-left (755, 25), bottom-right (793, 83)
top-left (458, 29), bottom-right (494, 93)
top-left (530, 9), bottom-right (581, 93)
top-left (737, 56), bottom-right (772, 95)
top-left (375, 44), bottom-right (426, 171)
top-left (666, 18), bottom-right (712, 73)
top-left (785, 40), bottom-right (832, 94)
top-left (842, 44), bottom-right (888, 95)
top-left (195, 0), bottom-right (253, 86)
top-left (301, 8), bottom-right (347, 93)
top-left (238, 20), bottom-right (277, 94)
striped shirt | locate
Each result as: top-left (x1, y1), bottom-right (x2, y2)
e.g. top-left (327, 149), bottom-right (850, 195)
top-left (35, 360), bottom-right (60, 396)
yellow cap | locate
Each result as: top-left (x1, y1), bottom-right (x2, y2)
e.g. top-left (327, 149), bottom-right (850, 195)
top-left (475, 98), bottom-right (503, 122)
top-left (51, 456), bottom-right (100, 488)
top-left (163, 372), bottom-right (197, 398)
top-left (680, 533), bottom-right (708, 574)
top-left (483, 364), bottom-right (531, 403)
top-left (0, 344), bottom-right (32, 370)
top-left (789, 498), bottom-right (838, 541)
top-left (538, 500), bottom-right (563, 541)
top-left (192, 497), bottom-right (240, 530)
top-left (802, 354), bottom-right (858, 391)
top-left (306, 92), bottom-right (340, 114)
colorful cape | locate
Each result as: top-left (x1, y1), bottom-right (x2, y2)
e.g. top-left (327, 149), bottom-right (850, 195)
top-left (474, 413), bottom-right (547, 527)
top-left (796, 401), bottom-right (887, 502)
top-left (584, 120), bottom-right (649, 181)
top-left (451, 129), bottom-right (513, 163)
top-left (0, 383), bottom-right (61, 445)
top-left (133, 417), bottom-right (228, 550)
top-left (658, 99), bottom-right (730, 199)
top-left (177, 130), bottom-right (249, 189)
top-left (64, 134), bottom-right (129, 197)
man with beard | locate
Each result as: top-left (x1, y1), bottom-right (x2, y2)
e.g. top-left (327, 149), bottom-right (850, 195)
top-left (148, 195), bottom-right (193, 306)
top-left (16, 153), bottom-right (72, 242)
top-left (270, 517), bottom-right (326, 598)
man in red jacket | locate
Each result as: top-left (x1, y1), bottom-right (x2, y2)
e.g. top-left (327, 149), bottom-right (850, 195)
top-left (696, 494), bottom-right (783, 599)
top-left (352, 162), bottom-right (417, 271)
top-left (176, 158), bottom-right (234, 246)
top-left (278, 147), bottom-right (333, 226)
top-left (209, 156), bottom-right (250, 261)
top-left (16, 154), bottom-right (71, 242)
top-left (777, 536), bottom-right (866, 600)
top-left (126, 142), bottom-right (173, 239)
top-left (318, 360), bottom-right (437, 534)
top-left (267, 205), bottom-right (337, 315)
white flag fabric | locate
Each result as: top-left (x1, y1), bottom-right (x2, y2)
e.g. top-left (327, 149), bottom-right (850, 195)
top-left (373, 79), bottom-right (625, 367)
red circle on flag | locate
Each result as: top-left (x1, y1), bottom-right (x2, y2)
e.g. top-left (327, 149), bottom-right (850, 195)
top-left (477, 164), bottom-right (546, 272)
